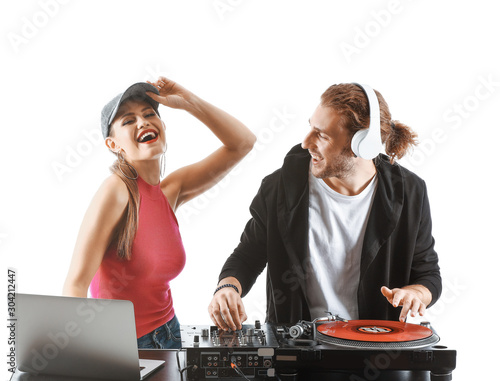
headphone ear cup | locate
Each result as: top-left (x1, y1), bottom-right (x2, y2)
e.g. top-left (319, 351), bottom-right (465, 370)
top-left (351, 129), bottom-right (368, 158)
top-left (350, 83), bottom-right (382, 160)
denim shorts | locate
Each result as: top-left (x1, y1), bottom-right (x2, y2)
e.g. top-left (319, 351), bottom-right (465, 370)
top-left (137, 315), bottom-right (182, 349)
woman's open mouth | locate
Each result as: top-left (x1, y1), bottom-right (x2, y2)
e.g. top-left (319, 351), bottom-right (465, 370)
top-left (137, 129), bottom-right (159, 144)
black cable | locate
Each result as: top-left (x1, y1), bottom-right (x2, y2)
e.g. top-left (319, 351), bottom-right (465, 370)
top-left (175, 348), bottom-right (193, 381)
top-left (175, 348), bottom-right (184, 372)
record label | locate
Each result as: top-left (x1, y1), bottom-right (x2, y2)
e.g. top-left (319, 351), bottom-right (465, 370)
top-left (357, 326), bottom-right (393, 334)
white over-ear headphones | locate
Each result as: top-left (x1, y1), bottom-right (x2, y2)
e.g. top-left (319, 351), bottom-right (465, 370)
top-left (350, 83), bottom-right (383, 160)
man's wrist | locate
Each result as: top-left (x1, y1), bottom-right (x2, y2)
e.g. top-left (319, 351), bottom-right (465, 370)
top-left (214, 283), bottom-right (239, 295)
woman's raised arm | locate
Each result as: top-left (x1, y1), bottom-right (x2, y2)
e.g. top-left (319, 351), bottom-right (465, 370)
top-left (146, 77), bottom-right (256, 211)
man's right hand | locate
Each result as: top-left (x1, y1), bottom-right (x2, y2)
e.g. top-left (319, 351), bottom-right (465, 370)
top-left (208, 277), bottom-right (247, 331)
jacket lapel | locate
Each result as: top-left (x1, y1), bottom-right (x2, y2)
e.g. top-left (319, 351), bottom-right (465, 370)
top-left (359, 156), bottom-right (404, 280)
top-left (277, 145), bottom-right (311, 292)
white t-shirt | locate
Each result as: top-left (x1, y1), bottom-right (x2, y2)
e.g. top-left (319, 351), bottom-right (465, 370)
top-left (305, 170), bottom-right (378, 320)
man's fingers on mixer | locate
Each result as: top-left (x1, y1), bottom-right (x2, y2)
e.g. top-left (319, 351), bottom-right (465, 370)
top-left (221, 306), bottom-right (237, 331)
top-left (211, 303), bottom-right (231, 331)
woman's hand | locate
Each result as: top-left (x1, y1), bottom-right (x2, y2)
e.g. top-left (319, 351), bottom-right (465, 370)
top-left (146, 76), bottom-right (194, 110)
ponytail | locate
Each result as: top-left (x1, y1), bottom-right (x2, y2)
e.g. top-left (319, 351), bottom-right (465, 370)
top-left (382, 120), bottom-right (418, 164)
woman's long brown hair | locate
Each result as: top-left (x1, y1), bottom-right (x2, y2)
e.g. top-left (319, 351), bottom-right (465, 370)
top-left (105, 112), bottom-right (141, 263)
top-left (108, 158), bottom-right (139, 260)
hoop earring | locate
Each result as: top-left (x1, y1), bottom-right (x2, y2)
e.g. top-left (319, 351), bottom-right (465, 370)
top-left (117, 150), bottom-right (138, 180)
top-left (160, 152), bottom-right (166, 178)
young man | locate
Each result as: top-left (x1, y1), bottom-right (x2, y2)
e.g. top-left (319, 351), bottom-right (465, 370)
top-left (208, 83), bottom-right (441, 332)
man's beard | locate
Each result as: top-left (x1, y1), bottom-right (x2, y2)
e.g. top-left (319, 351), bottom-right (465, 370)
top-left (311, 144), bottom-right (355, 180)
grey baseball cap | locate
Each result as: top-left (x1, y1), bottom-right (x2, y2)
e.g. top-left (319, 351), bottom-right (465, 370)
top-left (101, 82), bottom-right (160, 138)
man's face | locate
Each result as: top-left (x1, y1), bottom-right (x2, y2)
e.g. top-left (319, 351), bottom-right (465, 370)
top-left (301, 105), bottom-right (355, 180)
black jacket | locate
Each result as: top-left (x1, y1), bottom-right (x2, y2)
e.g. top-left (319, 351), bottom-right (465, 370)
top-left (219, 144), bottom-right (442, 323)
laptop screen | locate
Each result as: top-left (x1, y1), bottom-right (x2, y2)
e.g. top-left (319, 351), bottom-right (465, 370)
top-left (16, 293), bottom-right (142, 380)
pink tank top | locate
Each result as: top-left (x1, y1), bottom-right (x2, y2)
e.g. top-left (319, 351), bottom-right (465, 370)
top-left (90, 176), bottom-right (186, 338)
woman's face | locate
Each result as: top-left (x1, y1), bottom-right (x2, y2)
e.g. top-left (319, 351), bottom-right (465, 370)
top-left (105, 99), bottom-right (166, 163)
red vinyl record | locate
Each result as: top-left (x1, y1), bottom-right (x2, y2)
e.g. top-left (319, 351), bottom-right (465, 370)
top-left (317, 320), bottom-right (433, 343)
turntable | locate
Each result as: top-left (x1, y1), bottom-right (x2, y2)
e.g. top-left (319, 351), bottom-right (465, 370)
top-left (299, 318), bottom-right (440, 349)
top-left (181, 315), bottom-right (456, 380)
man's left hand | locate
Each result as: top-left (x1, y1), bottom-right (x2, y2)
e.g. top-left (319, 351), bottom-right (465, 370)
top-left (381, 285), bottom-right (432, 322)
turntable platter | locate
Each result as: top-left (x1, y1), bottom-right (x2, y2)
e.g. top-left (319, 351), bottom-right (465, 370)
top-left (314, 319), bottom-right (440, 349)
top-left (317, 320), bottom-right (432, 343)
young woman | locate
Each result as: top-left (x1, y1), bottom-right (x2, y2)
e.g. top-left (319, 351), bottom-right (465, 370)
top-left (63, 77), bottom-right (256, 349)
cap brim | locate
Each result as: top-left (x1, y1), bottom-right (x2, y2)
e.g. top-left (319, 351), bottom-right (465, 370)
top-left (107, 82), bottom-right (160, 131)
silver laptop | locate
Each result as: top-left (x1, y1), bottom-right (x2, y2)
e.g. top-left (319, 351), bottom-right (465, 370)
top-left (15, 293), bottom-right (164, 380)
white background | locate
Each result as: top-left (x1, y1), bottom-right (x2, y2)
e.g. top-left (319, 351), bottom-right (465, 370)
top-left (1, 0), bottom-right (499, 379)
